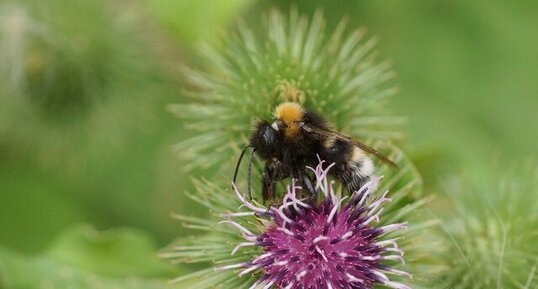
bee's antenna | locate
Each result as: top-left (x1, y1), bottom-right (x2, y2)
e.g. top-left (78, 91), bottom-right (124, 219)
top-left (233, 146), bottom-right (249, 186)
top-left (247, 147), bottom-right (256, 200)
top-left (232, 146), bottom-right (256, 200)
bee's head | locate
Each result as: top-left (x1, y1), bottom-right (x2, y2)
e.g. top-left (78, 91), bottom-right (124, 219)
top-left (272, 102), bottom-right (305, 139)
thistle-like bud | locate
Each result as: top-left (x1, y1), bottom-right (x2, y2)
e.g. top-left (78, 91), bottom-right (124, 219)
top-left (170, 10), bottom-right (403, 172)
top-left (435, 166), bottom-right (538, 288)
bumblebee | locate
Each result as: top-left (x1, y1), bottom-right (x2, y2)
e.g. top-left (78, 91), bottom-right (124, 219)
top-left (233, 102), bottom-right (397, 201)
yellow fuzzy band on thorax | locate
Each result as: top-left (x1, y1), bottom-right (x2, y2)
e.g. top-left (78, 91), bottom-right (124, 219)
top-left (273, 102), bottom-right (304, 139)
top-left (273, 102), bottom-right (304, 124)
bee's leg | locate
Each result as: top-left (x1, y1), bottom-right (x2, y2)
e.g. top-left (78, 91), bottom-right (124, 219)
top-left (247, 147), bottom-right (255, 200)
top-left (297, 169), bottom-right (317, 202)
top-left (261, 164), bottom-right (276, 202)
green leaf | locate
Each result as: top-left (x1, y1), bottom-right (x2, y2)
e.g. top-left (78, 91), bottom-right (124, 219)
top-left (45, 224), bottom-right (177, 278)
top-left (0, 225), bottom-right (183, 289)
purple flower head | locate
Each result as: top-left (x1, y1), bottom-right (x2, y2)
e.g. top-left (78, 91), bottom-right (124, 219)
top-left (219, 160), bottom-right (411, 289)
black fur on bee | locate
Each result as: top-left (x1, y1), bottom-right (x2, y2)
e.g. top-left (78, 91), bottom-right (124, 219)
top-left (233, 102), bottom-right (396, 202)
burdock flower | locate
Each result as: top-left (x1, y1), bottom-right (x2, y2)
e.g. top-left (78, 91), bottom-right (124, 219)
top-left (165, 9), bottom-right (438, 288)
top-left (219, 160), bottom-right (410, 289)
top-left (162, 152), bottom-right (431, 289)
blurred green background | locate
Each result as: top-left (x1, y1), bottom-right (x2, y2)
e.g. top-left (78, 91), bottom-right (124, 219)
top-left (0, 0), bottom-right (536, 287)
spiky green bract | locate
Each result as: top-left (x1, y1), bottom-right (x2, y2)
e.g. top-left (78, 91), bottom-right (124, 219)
top-left (170, 10), bottom-right (402, 172)
top-left (162, 147), bottom-right (440, 288)
top-left (435, 165), bottom-right (538, 288)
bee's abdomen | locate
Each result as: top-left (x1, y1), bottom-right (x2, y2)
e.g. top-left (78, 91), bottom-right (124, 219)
top-left (322, 139), bottom-right (374, 194)
top-left (340, 157), bottom-right (373, 194)
top-left (322, 138), bottom-right (352, 165)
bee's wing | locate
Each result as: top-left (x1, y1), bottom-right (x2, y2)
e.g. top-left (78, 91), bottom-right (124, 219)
top-left (306, 126), bottom-right (398, 169)
top-left (347, 136), bottom-right (399, 169)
